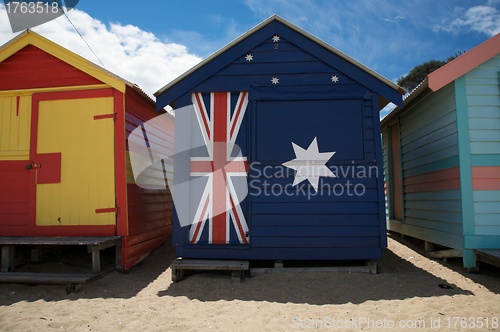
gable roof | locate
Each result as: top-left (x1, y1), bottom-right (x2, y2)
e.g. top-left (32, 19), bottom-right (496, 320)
top-left (428, 33), bottom-right (500, 92)
top-left (0, 30), bottom-right (155, 106)
top-left (381, 32), bottom-right (500, 126)
top-left (154, 15), bottom-right (405, 110)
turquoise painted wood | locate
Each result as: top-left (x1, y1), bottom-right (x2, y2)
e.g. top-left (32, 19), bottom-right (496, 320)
top-left (465, 55), bottom-right (500, 158)
top-left (383, 50), bottom-right (500, 269)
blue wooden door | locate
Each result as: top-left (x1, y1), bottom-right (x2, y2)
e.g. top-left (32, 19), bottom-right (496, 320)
top-left (248, 95), bottom-right (382, 255)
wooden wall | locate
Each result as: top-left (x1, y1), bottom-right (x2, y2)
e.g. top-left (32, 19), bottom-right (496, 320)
top-left (123, 87), bottom-right (173, 269)
top-left (385, 83), bottom-right (463, 249)
top-left (463, 55), bottom-right (500, 254)
top-left (169, 20), bottom-right (390, 260)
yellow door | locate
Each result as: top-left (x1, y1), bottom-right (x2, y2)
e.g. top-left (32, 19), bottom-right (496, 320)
top-left (35, 97), bottom-right (116, 226)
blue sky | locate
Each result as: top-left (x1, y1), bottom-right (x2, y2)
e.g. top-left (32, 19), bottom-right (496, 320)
top-left (0, 0), bottom-right (499, 102)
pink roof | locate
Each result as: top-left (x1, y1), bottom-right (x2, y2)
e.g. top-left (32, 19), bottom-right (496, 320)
top-left (428, 33), bottom-right (500, 92)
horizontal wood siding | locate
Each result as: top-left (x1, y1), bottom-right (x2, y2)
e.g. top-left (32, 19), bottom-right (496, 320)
top-left (473, 190), bottom-right (500, 236)
top-left (387, 83), bottom-right (462, 246)
top-left (0, 45), bottom-right (101, 90)
top-left (466, 55), bottom-right (500, 238)
top-left (123, 88), bottom-right (173, 269)
top-left (0, 161), bottom-right (29, 234)
top-left (171, 27), bottom-right (388, 260)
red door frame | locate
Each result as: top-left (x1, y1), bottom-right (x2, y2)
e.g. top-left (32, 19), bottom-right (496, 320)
top-left (28, 88), bottom-right (127, 236)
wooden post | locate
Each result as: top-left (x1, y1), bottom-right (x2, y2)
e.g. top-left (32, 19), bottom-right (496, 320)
top-left (424, 241), bottom-right (435, 253)
top-left (1, 245), bottom-right (15, 272)
top-left (31, 247), bottom-right (43, 263)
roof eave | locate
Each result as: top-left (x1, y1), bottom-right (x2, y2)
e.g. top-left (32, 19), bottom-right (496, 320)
top-left (381, 78), bottom-right (429, 126)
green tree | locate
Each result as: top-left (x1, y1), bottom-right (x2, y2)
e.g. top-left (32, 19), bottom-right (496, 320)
top-left (397, 52), bottom-right (464, 92)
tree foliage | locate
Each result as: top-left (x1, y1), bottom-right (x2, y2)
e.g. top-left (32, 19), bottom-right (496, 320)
top-left (397, 52), bottom-right (464, 92)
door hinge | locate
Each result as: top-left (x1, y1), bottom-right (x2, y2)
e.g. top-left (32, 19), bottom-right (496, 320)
top-left (95, 207), bottom-right (120, 215)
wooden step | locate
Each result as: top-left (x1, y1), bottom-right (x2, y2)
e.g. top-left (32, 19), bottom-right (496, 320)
top-left (0, 272), bottom-right (98, 284)
top-left (171, 259), bottom-right (249, 283)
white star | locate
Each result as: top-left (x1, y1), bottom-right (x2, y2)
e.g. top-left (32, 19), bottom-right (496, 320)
top-left (282, 137), bottom-right (336, 192)
top-left (331, 75), bottom-right (339, 83)
top-left (271, 77), bottom-right (279, 84)
top-left (245, 54), bottom-right (253, 61)
top-left (272, 35), bottom-right (280, 43)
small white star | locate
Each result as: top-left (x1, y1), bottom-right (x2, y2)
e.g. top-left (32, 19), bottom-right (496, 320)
top-left (245, 54), bottom-right (253, 61)
top-left (331, 75), bottom-right (339, 83)
top-left (271, 77), bottom-right (279, 84)
top-left (272, 35), bottom-right (280, 43)
top-left (282, 137), bottom-right (336, 192)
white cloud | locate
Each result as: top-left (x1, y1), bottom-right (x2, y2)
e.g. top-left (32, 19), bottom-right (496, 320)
top-left (0, 6), bottom-right (202, 97)
top-left (434, 5), bottom-right (500, 36)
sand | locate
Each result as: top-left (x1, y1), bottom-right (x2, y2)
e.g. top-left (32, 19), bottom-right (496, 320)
top-left (0, 235), bottom-right (499, 332)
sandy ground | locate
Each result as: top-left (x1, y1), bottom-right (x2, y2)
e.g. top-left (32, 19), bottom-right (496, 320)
top-left (0, 234), bottom-right (499, 332)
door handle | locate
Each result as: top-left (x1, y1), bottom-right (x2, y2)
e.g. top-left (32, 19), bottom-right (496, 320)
top-left (26, 162), bottom-right (41, 170)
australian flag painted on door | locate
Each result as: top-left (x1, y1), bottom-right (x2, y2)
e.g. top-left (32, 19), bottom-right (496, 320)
top-left (155, 16), bottom-right (405, 261)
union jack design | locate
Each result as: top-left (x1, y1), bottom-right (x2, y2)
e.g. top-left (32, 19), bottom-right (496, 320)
top-left (189, 92), bottom-right (249, 244)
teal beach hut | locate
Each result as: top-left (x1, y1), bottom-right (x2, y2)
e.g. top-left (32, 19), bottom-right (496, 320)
top-left (381, 33), bottom-right (500, 268)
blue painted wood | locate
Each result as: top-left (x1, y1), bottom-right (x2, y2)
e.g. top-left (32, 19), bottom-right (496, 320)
top-left (161, 17), bottom-right (400, 261)
top-left (251, 214), bottom-right (380, 226)
top-left (455, 76), bottom-right (475, 240)
top-left (250, 237), bottom-right (380, 248)
top-left (175, 246), bottom-right (383, 260)
top-left (156, 19), bottom-right (403, 110)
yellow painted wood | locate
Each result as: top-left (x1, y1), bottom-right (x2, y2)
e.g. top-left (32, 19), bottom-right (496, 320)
top-left (0, 84), bottom-right (110, 96)
top-left (36, 97), bottom-right (116, 226)
top-left (0, 95), bottom-right (31, 160)
top-left (0, 31), bottom-right (126, 93)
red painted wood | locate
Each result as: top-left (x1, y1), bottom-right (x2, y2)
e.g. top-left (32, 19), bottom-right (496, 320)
top-left (113, 89), bottom-right (128, 237)
top-left (36, 153), bottom-right (61, 184)
top-left (94, 113), bottom-right (116, 120)
top-left (472, 166), bottom-right (500, 190)
top-left (124, 86), bottom-right (173, 242)
top-left (126, 183), bottom-right (172, 235)
top-left (0, 45), bottom-right (102, 90)
top-left (404, 167), bottom-right (461, 193)
top-left (95, 207), bottom-right (117, 214)
top-left (121, 227), bottom-right (170, 270)
top-left (390, 125), bottom-right (403, 219)
top-left (0, 161), bottom-right (30, 235)
top-left (25, 225), bottom-right (116, 237)
top-left (124, 226), bottom-right (170, 246)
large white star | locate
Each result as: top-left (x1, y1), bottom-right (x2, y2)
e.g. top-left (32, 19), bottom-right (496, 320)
top-left (282, 137), bottom-right (336, 192)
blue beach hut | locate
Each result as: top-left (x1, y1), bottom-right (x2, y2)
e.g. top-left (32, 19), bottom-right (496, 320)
top-left (155, 16), bottom-right (405, 265)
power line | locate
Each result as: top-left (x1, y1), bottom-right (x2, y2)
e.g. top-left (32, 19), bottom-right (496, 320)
top-left (59, 3), bottom-right (106, 68)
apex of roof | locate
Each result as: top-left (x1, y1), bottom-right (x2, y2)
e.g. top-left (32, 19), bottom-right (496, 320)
top-left (154, 15), bottom-right (405, 100)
